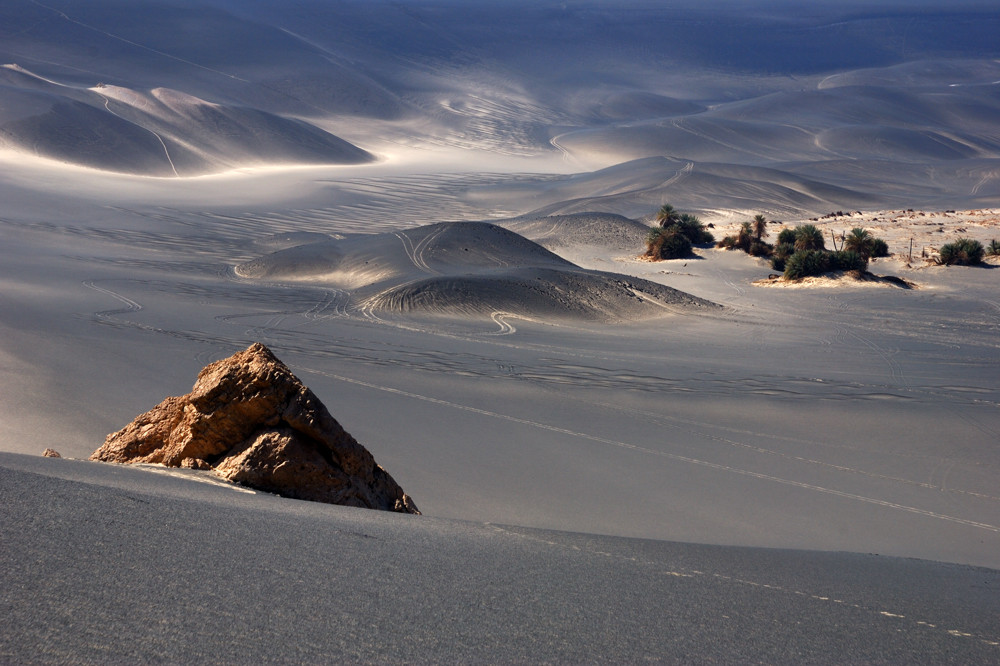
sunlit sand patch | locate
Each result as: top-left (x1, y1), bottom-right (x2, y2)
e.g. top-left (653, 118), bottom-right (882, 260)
top-left (131, 463), bottom-right (258, 493)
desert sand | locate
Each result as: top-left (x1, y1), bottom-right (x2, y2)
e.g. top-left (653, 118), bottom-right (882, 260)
top-left (1, 0), bottom-right (999, 662)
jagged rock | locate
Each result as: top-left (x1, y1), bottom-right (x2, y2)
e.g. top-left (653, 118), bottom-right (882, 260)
top-left (91, 343), bottom-right (419, 514)
top-left (42, 449), bottom-right (61, 458)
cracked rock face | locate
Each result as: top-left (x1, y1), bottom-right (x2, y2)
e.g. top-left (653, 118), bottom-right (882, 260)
top-left (91, 343), bottom-right (419, 514)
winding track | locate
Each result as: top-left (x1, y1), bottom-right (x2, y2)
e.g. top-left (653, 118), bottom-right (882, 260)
top-left (95, 92), bottom-right (179, 177)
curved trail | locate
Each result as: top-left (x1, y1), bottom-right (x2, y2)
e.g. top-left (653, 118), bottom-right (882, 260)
top-left (96, 93), bottom-right (179, 177)
top-left (83, 280), bottom-right (143, 320)
top-left (659, 160), bottom-right (693, 188)
top-left (395, 225), bottom-right (446, 274)
top-left (486, 311), bottom-right (517, 335)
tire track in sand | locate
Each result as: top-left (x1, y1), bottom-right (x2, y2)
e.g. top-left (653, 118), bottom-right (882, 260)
top-left (301, 366), bottom-right (1000, 535)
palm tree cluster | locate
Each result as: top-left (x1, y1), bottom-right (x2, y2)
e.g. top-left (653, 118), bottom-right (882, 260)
top-left (774, 225), bottom-right (888, 279)
top-left (644, 204), bottom-right (715, 260)
top-left (717, 214), bottom-right (771, 257)
top-left (718, 216), bottom-right (890, 280)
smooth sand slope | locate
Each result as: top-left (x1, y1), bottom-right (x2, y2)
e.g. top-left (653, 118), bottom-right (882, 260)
top-left (4, 452), bottom-right (1000, 663)
top-left (1, 0), bottom-right (1000, 661)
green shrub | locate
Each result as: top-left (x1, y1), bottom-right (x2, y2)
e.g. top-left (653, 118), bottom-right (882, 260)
top-left (769, 241), bottom-right (796, 270)
top-left (717, 224), bottom-right (752, 252)
top-left (674, 213), bottom-right (715, 245)
top-left (772, 242), bottom-right (794, 257)
top-left (794, 224), bottom-right (825, 251)
top-left (939, 238), bottom-right (985, 266)
top-left (657, 211), bottom-right (714, 246)
top-left (776, 228), bottom-right (797, 245)
top-left (844, 227), bottom-right (889, 262)
top-left (831, 250), bottom-right (867, 272)
top-left (646, 228), bottom-right (693, 260)
top-left (748, 240), bottom-right (772, 258)
top-left (784, 250), bottom-right (832, 280)
top-left (986, 239), bottom-right (1000, 257)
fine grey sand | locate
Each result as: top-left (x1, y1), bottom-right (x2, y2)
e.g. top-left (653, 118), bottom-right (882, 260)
top-left (4, 452), bottom-right (1000, 663)
top-left (1, 0), bottom-right (999, 661)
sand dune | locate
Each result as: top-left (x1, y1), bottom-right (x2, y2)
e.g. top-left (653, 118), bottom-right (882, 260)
top-left (237, 221), bottom-right (716, 322)
top-left (236, 222), bottom-right (574, 285)
top-left (553, 83), bottom-right (1000, 168)
top-left (366, 267), bottom-right (715, 322)
top-left (499, 212), bottom-right (652, 252)
top-left (508, 157), bottom-right (882, 221)
top-left (0, 69), bottom-right (373, 175)
top-left (815, 125), bottom-right (988, 161)
top-left (574, 91), bottom-right (706, 123)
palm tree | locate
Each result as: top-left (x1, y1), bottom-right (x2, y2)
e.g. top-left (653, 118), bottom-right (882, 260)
top-left (794, 224), bottom-right (825, 251)
top-left (737, 221), bottom-right (753, 251)
top-left (677, 213), bottom-right (714, 244)
top-left (844, 227), bottom-right (874, 260)
top-left (656, 204), bottom-right (681, 228)
top-left (751, 214), bottom-right (768, 241)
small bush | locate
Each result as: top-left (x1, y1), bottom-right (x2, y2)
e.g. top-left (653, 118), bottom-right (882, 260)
top-left (775, 241), bottom-right (795, 256)
top-left (784, 250), bottom-right (832, 280)
top-left (748, 241), bottom-right (772, 258)
top-left (776, 228), bottom-right (797, 245)
top-left (646, 228), bottom-right (692, 260)
top-left (986, 239), bottom-right (1000, 257)
top-left (768, 241), bottom-right (796, 271)
top-left (717, 231), bottom-right (751, 252)
top-left (939, 238), bottom-right (985, 266)
top-left (870, 238), bottom-right (889, 258)
top-left (831, 250), bottom-right (866, 272)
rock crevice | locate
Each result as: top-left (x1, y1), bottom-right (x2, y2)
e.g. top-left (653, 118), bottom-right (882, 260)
top-left (91, 343), bottom-right (419, 514)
